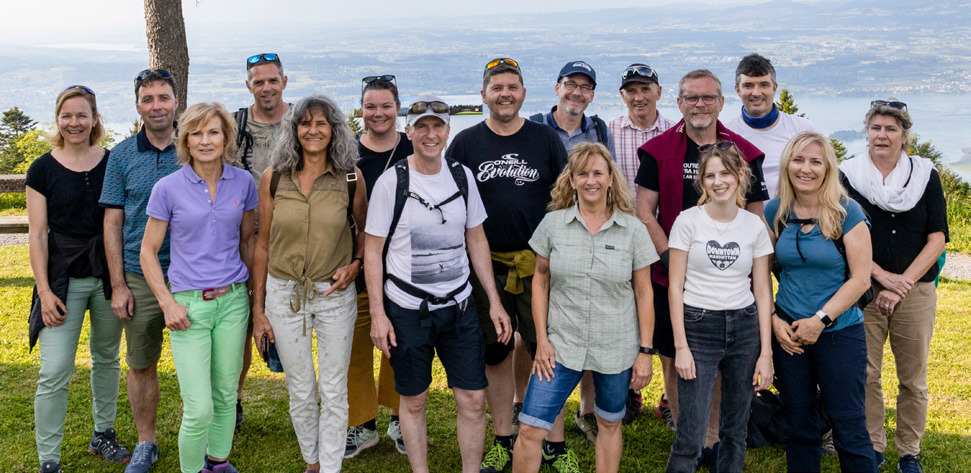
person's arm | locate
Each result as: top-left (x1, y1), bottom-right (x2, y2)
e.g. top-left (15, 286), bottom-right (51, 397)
top-left (668, 248), bottom-right (695, 380)
top-left (239, 209), bottom-right (256, 290)
top-left (791, 221), bottom-right (872, 344)
top-left (103, 208), bottom-right (133, 320)
top-left (365, 233), bottom-right (395, 357)
top-left (751, 254), bottom-right (774, 391)
top-left (466, 224), bottom-right (511, 344)
top-left (531, 254), bottom-right (555, 382)
top-left (764, 220), bottom-right (803, 355)
top-left (630, 265), bottom-right (655, 390)
top-left (139, 217), bottom-right (189, 331)
top-left (252, 168), bottom-right (274, 345)
top-left (323, 166), bottom-right (368, 296)
top-left (636, 188), bottom-right (669, 261)
top-left (873, 231), bottom-right (945, 316)
top-left (26, 186), bottom-right (66, 327)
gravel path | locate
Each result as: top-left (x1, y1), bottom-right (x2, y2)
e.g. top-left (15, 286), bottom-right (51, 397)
top-left (0, 234), bottom-right (27, 246)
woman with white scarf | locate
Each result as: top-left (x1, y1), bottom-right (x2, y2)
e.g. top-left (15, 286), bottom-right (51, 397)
top-left (839, 99), bottom-right (948, 473)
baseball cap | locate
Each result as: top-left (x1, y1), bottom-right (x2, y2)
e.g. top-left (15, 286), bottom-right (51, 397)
top-left (406, 93), bottom-right (450, 127)
top-left (558, 61), bottom-right (597, 88)
top-left (620, 63), bottom-right (659, 89)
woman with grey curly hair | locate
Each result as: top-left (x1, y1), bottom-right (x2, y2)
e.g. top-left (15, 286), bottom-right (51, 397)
top-left (251, 94), bottom-right (367, 473)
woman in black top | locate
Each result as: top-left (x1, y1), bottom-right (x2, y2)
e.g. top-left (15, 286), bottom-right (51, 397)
top-left (26, 86), bottom-right (129, 473)
top-left (343, 75), bottom-right (413, 457)
top-left (839, 99), bottom-right (948, 473)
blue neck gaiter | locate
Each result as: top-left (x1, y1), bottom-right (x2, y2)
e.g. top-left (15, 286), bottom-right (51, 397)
top-left (741, 103), bottom-right (779, 129)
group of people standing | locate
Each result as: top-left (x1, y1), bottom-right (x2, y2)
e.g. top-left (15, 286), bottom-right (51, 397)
top-left (25, 51), bottom-right (947, 473)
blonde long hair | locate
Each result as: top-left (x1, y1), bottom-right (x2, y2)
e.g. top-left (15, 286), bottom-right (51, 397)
top-left (775, 131), bottom-right (848, 240)
top-left (695, 143), bottom-right (750, 208)
top-left (549, 142), bottom-right (634, 213)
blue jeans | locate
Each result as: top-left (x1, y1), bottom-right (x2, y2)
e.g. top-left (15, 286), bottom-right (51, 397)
top-left (519, 362), bottom-right (631, 431)
top-left (666, 304), bottom-right (761, 473)
top-left (773, 322), bottom-right (875, 473)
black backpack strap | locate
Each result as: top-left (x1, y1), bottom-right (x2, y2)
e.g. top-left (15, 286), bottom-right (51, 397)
top-left (445, 158), bottom-right (469, 208)
top-left (234, 107), bottom-right (254, 171)
top-left (269, 170), bottom-right (282, 199)
top-left (386, 273), bottom-right (470, 328)
top-left (381, 160), bottom-right (411, 270)
top-left (346, 171), bottom-right (358, 233)
top-left (591, 114), bottom-right (609, 146)
top-left (528, 112), bottom-right (545, 123)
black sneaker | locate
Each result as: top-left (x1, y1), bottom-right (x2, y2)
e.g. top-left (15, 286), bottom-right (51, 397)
top-left (897, 454), bottom-right (924, 473)
top-left (623, 389), bottom-right (643, 425)
top-left (696, 442), bottom-right (719, 473)
top-left (88, 427), bottom-right (131, 464)
top-left (40, 460), bottom-right (62, 473)
top-left (235, 399), bottom-right (244, 430)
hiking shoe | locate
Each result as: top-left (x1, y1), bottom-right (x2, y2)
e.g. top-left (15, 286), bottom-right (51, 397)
top-left (203, 461), bottom-right (239, 473)
top-left (897, 454), bottom-right (924, 473)
top-left (511, 402), bottom-right (524, 437)
top-left (574, 411), bottom-right (598, 443)
top-left (480, 441), bottom-right (512, 473)
top-left (88, 427), bottom-right (131, 464)
top-left (124, 441), bottom-right (158, 473)
top-left (696, 442), bottom-right (719, 473)
top-left (654, 394), bottom-right (676, 431)
top-left (542, 448), bottom-right (581, 473)
top-left (344, 425), bottom-right (379, 458)
top-left (874, 450), bottom-right (886, 470)
top-left (820, 429), bottom-right (837, 456)
top-left (623, 389), bottom-right (643, 425)
top-left (387, 419), bottom-right (406, 454)
top-left (235, 399), bottom-right (244, 430)
top-left (39, 461), bottom-right (62, 473)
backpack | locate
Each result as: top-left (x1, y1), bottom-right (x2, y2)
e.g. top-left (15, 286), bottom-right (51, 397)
top-left (746, 389), bottom-right (786, 448)
top-left (234, 104), bottom-right (292, 171)
top-left (528, 112), bottom-right (610, 147)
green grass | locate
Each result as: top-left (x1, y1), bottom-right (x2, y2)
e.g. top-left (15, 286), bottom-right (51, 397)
top-left (945, 198), bottom-right (971, 253)
top-left (0, 193), bottom-right (26, 216)
top-left (1, 243), bottom-right (970, 472)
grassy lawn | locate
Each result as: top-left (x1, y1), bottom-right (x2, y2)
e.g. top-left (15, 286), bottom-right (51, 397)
top-left (1, 243), bottom-right (969, 472)
top-left (0, 193), bottom-right (27, 216)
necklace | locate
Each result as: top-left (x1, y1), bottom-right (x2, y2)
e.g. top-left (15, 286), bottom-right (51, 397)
top-left (382, 132), bottom-right (401, 172)
top-left (704, 204), bottom-right (736, 236)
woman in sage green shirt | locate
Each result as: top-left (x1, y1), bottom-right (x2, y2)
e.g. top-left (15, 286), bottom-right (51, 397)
top-left (512, 142), bottom-right (659, 472)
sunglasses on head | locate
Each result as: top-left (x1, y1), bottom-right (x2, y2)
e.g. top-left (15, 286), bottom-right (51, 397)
top-left (62, 84), bottom-right (95, 96)
top-left (247, 53), bottom-right (280, 69)
top-left (485, 57), bottom-right (520, 71)
top-left (698, 141), bottom-right (736, 154)
top-left (408, 101), bottom-right (449, 115)
top-left (362, 75), bottom-right (396, 90)
top-left (622, 65), bottom-right (657, 81)
top-left (134, 69), bottom-right (174, 86)
top-left (870, 100), bottom-right (907, 111)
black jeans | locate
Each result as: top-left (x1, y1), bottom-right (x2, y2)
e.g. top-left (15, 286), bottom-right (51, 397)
top-left (666, 304), bottom-right (761, 473)
top-left (773, 322), bottom-right (876, 473)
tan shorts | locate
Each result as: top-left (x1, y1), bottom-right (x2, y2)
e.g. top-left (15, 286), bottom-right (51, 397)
top-left (123, 272), bottom-right (166, 370)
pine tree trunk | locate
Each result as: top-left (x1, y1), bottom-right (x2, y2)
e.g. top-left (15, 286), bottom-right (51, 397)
top-left (144, 0), bottom-right (189, 117)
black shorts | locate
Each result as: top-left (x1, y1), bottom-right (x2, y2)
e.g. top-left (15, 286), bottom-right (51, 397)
top-left (385, 296), bottom-right (488, 397)
top-left (652, 281), bottom-right (675, 358)
top-left (469, 270), bottom-right (538, 363)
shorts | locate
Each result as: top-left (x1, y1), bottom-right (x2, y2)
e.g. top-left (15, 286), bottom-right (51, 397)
top-left (470, 270), bottom-right (537, 363)
top-left (652, 281), bottom-right (675, 358)
top-left (384, 296), bottom-right (488, 397)
top-left (123, 272), bottom-right (166, 370)
top-left (519, 362), bottom-right (632, 431)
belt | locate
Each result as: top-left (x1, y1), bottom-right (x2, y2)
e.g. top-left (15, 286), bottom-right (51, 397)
top-left (202, 283), bottom-right (240, 301)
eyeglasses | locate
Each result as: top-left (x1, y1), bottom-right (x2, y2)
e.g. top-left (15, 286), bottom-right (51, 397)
top-left (485, 57), bottom-right (520, 71)
top-left (408, 101), bottom-right (449, 115)
top-left (560, 80), bottom-right (594, 93)
top-left (681, 94), bottom-right (720, 105)
top-left (362, 75), bottom-right (397, 90)
top-left (246, 53), bottom-right (280, 69)
top-left (134, 69), bottom-right (174, 87)
top-left (622, 65), bottom-right (657, 82)
top-left (870, 100), bottom-right (907, 111)
top-left (62, 85), bottom-right (96, 96)
top-left (698, 141), bottom-right (736, 154)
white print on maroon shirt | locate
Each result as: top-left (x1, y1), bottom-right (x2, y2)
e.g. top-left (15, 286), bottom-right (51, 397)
top-left (706, 240), bottom-right (740, 270)
top-left (476, 153), bottom-right (540, 186)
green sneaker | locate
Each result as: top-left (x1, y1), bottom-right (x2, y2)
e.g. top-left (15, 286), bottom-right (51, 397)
top-left (343, 425), bottom-right (378, 458)
top-left (480, 441), bottom-right (512, 473)
top-left (543, 448), bottom-right (582, 473)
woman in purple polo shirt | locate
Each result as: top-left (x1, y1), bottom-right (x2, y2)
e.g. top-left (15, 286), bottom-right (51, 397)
top-left (140, 102), bottom-right (258, 473)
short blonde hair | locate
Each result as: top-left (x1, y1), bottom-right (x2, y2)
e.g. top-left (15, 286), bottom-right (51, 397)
top-left (176, 102), bottom-right (237, 165)
top-left (549, 142), bottom-right (634, 213)
top-left (48, 86), bottom-right (105, 148)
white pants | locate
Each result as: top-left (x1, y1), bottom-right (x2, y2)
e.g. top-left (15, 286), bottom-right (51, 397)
top-left (265, 275), bottom-right (357, 472)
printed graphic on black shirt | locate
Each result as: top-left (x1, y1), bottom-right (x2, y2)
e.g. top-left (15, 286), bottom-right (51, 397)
top-left (474, 153), bottom-right (541, 185)
top-left (411, 228), bottom-right (465, 284)
top-left (706, 240), bottom-right (740, 270)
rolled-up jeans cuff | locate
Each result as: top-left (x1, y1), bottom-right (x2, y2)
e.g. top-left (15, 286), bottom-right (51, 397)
top-left (517, 412), bottom-right (553, 431)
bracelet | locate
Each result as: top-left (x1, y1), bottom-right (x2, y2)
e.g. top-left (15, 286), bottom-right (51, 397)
top-left (352, 257), bottom-right (364, 266)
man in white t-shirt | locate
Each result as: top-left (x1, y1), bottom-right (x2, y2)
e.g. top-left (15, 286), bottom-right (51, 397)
top-left (725, 53), bottom-right (813, 197)
top-left (364, 94), bottom-right (511, 473)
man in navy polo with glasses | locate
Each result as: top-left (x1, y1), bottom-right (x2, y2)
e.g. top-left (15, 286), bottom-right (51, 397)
top-left (531, 60), bottom-right (615, 157)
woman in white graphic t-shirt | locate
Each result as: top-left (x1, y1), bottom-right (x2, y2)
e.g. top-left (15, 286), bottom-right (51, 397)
top-left (664, 141), bottom-right (775, 473)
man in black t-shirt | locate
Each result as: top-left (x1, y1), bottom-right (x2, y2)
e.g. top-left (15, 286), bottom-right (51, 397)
top-left (446, 58), bottom-right (570, 473)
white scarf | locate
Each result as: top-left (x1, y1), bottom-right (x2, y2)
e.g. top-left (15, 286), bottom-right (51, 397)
top-left (840, 150), bottom-right (935, 213)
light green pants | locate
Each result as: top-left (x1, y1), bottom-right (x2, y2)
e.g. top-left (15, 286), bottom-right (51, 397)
top-left (170, 285), bottom-right (248, 473)
top-left (35, 277), bottom-right (123, 464)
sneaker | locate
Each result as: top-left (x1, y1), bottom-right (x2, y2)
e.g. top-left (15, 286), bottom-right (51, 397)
top-left (574, 411), bottom-right (598, 443)
top-left (88, 427), bottom-right (131, 464)
top-left (897, 454), bottom-right (924, 473)
top-left (696, 442), bottom-right (719, 473)
top-left (655, 394), bottom-right (676, 431)
top-left (623, 389), bottom-right (643, 425)
top-left (387, 419), bottom-right (407, 454)
top-left (874, 450), bottom-right (886, 470)
top-left (542, 448), bottom-right (581, 473)
top-left (820, 429), bottom-right (837, 456)
top-left (511, 402), bottom-right (524, 437)
top-left (202, 461), bottom-right (239, 473)
top-left (235, 399), bottom-right (244, 430)
top-left (124, 441), bottom-right (158, 473)
top-left (39, 461), bottom-right (62, 473)
top-left (480, 442), bottom-right (512, 473)
top-left (344, 425), bottom-right (379, 458)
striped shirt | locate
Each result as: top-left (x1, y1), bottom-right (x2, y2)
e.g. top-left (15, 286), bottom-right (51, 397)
top-left (608, 112), bottom-right (676, 204)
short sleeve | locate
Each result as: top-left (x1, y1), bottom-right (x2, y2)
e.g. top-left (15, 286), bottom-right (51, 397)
top-left (445, 134), bottom-right (466, 166)
top-left (634, 149), bottom-right (660, 191)
top-left (528, 213), bottom-right (553, 259)
top-left (631, 218), bottom-right (659, 270)
top-left (752, 217), bottom-right (774, 258)
top-left (364, 169), bottom-right (397, 238)
top-left (100, 149), bottom-right (126, 208)
top-left (763, 198), bottom-right (781, 235)
top-left (464, 167), bottom-right (488, 228)
top-left (924, 170), bottom-right (950, 241)
top-left (840, 198), bottom-right (867, 235)
top-left (243, 177), bottom-right (259, 211)
top-left (667, 211), bottom-right (694, 252)
top-left (745, 156), bottom-right (770, 203)
top-left (24, 155), bottom-right (49, 197)
top-left (145, 179), bottom-right (172, 222)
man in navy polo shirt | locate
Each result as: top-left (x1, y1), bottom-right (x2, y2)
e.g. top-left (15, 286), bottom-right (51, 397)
top-left (99, 69), bottom-right (181, 473)
top-left (531, 60), bottom-right (615, 157)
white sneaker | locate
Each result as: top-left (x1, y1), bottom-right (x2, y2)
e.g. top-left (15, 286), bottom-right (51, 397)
top-left (387, 419), bottom-right (406, 454)
top-left (344, 425), bottom-right (378, 458)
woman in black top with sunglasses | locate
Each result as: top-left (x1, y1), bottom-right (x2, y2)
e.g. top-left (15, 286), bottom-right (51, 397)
top-left (343, 75), bottom-right (413, 458)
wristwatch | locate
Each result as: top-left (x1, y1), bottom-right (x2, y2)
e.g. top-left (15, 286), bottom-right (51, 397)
top-left (815, 310), bottom-right (835, 329)
top-left (639, 346), bottom-right (658, 355)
